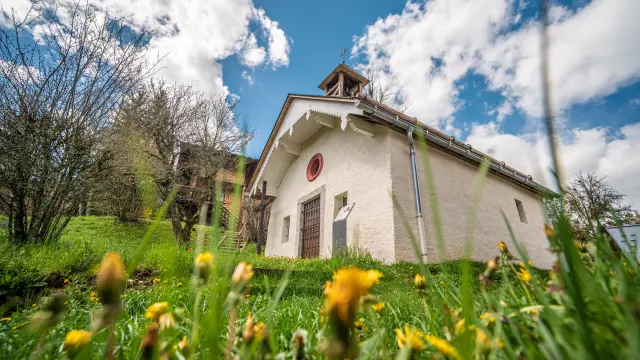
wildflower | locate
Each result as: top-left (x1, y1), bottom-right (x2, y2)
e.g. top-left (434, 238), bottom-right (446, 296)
top-left (0, 317), bottom-right (10, 322)
top-left (176, 282), bottom-right (183, 287)
top-left (498, 241), bottom-right (507, 253)
top-left (64, 279), bottom-right (70, 285)
top-left (544, 224), bottom-right (556, 238)
top-left (517, 267), bottom-right (532, 285)
top-left (173, 336), bottom-right (189, 355)
top-left (323, 267), bottom-right (383, 324)
top-left (243, 313), bottom-right (267, 342)
top-left (12, 322), bottom-right (25, 330)
top-left (158, 312), bottom-right (175, 330)
top-left (232, 262), bottom-right (254, 286)
top-left (253, 322), bottom-right (267, 341)
top-left (476, 329), bottom-right (503, 349)
top-left (414, 274), bottom-right (426, 289)
top-left (31, 303), bottom-right (37, 308)
top-left (96, 253), bottom-right (126, 306)
top-left (28, 291), bottom-right (67, 331)
top-left (153, 278), bottom-right (160, 284)
top-left (487, 258), bottom-right (498, 272)
top-left (195, 252), bottom-right (214, 283)
top-left (480, 312), bottom-right (496, 325)
top-left (64, 330), bottom-right (92, 357)
top-left (439, 281), bottom-right (444, 286)
top-left (395, 326), bottom-right (425, 351)
top-left (145, 302), bottom-right (169, 321)
top-left (354, 317), bottom-right (365, 329)
top-left (243, 313), bottom-right (255, 341)
top-left (372, 302), bottom-right (385, 312)
top-left (520, 305), bottom-right (543, 318)
top-left (425, 335), bottom-right (460, 360)
top-left (140, 323), bottom-right (159, 360)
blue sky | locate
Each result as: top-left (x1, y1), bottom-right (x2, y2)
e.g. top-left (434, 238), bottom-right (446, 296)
top-left (3, 0), bottom-right (639, 206)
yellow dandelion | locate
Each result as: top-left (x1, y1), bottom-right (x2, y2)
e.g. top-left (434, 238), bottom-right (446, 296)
top-left (63, 330), bottom-right (91, 357)
top-left (153, 278), bottom-right (160, 284)
top-left (323, 267), bottom-right (383, 324)
top-left (96, 253), bottom-right (126, 305)
top-left (243, 313), bottom-right (255, 340)
top-left (498, 241), bottom-right (507, 253)
top-left (487, 258), bottom-right (498, 272)
top-left (195, 252), bottom-right (214, 283)
top-left (253, 322), bottom-right (267, 341)
top-left (158, 312), bottom-right (175, 330)
top-left (354, 317), bottom-right (365, 329)
top-left (414, 274), bottom-right (426, 289)
top-left (395, 326), bottom-right (425, 351)
top-left (0, 317), bottom-right (11, 322)
top-left (480, 312), bottom-right (496, 325)
top-left (12, 322), bottom-right (25, 330)
top-left (31, 303), bottom-right (37, 308)
top-left (145, 302), bottom-right (169, 321)
top-left (426, 335), bottom-right (460, 360)
top-left (231, 262), bottom-right (254, 286)
top-left (372, 302), bottom-right (385, 312)
top-left (517, 268), bottom-right (532, 284)
top-left (176, 282), bottom-right (183, 287)
top-left (544, 224), bottom-right (556, 238)
top-left (475, 329), bottom-right (503, 349)
top-left (64, 279), bottom-right (70, 285)
top-left (173, 336), bottom-right (189, 353)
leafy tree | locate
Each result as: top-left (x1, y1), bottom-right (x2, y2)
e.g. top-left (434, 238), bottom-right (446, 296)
top-left (562, 172), bottom-right (638, 238)
top-left (0, 2), bottom-right (154, 243)
top-left (119, 81), bottom-right (252, 246)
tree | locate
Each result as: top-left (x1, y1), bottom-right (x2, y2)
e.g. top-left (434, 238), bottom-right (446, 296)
top-left (565, 172), bottom-right (637, 236)
top-left (362, 69), bottom-right (410, 112)
top-left (0, 2), bottom-right (154, 243)
top-left (122, 81), bottom-right (252, 246)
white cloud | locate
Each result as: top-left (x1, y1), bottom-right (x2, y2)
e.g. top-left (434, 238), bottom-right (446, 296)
top-left (466, 123), bottom-right (640, 209)
top-left (353, 0), bottom-right (640, 207)
top-left (253, 8), bottom-right (291, 68)
top-left (353, 0), bottom-right (640, 124)
top-left (239, 33), bottom-right (267, 68)
top-left (241, 70), bottom-right (255, 86)
top-left (2, 0), bottom-right (291, 95)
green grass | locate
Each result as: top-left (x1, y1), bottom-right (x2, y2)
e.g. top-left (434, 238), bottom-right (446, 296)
top-left (0, 215), bottom-right (637, 360)
top-left (0, 216), bottom-right (492, 359)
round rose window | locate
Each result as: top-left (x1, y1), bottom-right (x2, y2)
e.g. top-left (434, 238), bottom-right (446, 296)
top-left (306, 153), bottom-right (323, 181)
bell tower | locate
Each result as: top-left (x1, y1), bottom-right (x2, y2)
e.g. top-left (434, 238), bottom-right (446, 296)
top-left (318, 63), bottom-right (370, 98)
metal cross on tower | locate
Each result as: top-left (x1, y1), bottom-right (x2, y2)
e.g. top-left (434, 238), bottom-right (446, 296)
top-left (340, 47), bottom-right (348, 64)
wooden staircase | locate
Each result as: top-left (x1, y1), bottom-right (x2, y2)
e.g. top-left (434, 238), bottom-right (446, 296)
top-left (216, 207), bottom-right (249, 254)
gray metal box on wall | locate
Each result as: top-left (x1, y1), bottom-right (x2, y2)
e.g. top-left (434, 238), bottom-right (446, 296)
top-left (332, 203), bottom-right (354, 256)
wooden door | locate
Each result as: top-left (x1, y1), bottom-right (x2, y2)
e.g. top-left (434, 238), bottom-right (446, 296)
top-left (300, 197), bottom-right (321, 258)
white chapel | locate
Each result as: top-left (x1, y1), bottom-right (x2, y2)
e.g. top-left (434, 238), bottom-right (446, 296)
top-left (247, 64), bottom-right (554, 268)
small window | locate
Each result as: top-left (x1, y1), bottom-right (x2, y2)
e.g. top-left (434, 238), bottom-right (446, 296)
top-left (282, 216), bottom-right (291, 243)
top-left (515, 199), bottom-right (527, 224)
top-left (334, 192), bottom-right (348, 218)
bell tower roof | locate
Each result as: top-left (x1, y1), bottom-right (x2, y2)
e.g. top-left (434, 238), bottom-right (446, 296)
top-left (318, 63), bottom-right (370, 97)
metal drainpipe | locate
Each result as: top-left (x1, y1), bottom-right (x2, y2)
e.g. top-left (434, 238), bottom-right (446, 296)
top-left (407, 129), bottom-right (428, 263)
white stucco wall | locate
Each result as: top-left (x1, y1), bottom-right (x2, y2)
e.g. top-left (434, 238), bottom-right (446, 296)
top-left (265, 124), bottom-right (396, 262)
top-left (389, 129), bottom-right (554, 269)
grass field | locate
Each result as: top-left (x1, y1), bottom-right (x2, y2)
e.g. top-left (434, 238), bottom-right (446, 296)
top-left (0, 216), bottom-right (489, 358)
top-left (0, 215), bottom-right (638, 359)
